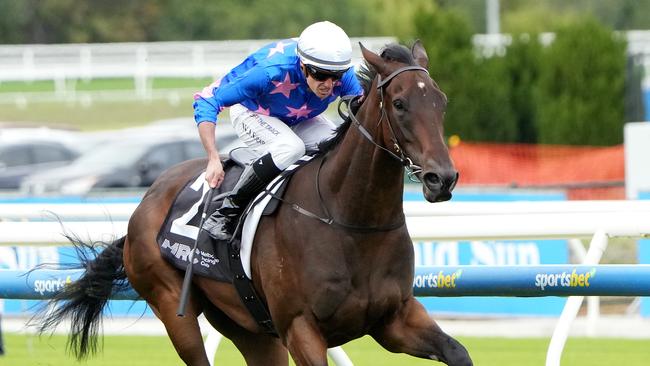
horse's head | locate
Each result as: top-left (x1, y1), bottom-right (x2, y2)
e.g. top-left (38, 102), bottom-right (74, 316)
top-left (360, 41), bottom-right (458, 202)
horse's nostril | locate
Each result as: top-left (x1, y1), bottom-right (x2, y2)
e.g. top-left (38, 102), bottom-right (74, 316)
top-left (424, 171), bottom-right (458, 192)
top-left (423, 172), bottom-right (441, 187)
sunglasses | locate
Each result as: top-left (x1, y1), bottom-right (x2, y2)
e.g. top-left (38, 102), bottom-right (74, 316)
top-left (305, 64), bottom-right (347, 82)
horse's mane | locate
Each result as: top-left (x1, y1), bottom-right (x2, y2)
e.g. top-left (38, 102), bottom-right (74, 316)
top-left (317, 43), bottom-right (417, 155)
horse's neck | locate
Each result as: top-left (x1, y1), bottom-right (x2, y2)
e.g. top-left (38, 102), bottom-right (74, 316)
top-left (322, 106), bottom-right (405, 225)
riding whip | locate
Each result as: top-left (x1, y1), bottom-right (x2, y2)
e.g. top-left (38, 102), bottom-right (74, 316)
top-left (177, 185), bottom-right (215, 317)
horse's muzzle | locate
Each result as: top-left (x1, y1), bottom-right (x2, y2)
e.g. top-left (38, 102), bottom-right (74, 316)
top-left (422, 170), bottom-right (458, 202)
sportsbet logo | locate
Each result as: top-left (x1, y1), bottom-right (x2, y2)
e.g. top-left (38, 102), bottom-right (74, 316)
top-left (535, 268), bottom-right (597, 291)
top-left (413, 269), bottom-right (463, 289)
top-left (34, 275), bottom-right (73, 295)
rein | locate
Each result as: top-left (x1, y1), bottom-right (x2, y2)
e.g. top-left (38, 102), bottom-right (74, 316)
top-left (339, 65), bottom-right (429, 182)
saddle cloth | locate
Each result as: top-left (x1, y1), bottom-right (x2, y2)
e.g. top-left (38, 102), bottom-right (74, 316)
top-left (157, 150), bottom-right (315, 282)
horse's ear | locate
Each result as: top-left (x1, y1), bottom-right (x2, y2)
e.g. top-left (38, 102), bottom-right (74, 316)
top-left (359, 42), bottom-right (386, 75)
top-left (411, 40), bottom-right (429, 69)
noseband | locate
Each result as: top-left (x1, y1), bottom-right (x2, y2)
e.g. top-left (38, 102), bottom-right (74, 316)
top-left (340, 65), bottom-right (430, 181)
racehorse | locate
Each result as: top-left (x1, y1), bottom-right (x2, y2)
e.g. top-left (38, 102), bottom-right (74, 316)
top-left (35, 41), bottom-right (471, 366)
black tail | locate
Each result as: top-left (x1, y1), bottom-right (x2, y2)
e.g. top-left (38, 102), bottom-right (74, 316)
top-left (33, 235), bottom-right (128, 360)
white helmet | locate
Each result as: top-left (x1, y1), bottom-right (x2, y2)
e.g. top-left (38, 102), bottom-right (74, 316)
top-left (297, 21), bottom-right (353, 71)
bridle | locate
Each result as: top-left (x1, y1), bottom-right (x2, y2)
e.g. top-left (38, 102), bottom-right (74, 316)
top-left (257, 65), bottom-right (434, 232)
top-left (339, 65), bottom-right (430, 182)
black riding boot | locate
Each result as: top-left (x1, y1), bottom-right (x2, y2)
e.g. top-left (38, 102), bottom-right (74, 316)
top-left (203, 153), bottom-right (281, 241)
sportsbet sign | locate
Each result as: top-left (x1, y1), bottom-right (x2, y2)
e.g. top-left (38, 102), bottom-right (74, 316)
top-left (413, 239), bottom-right (568, 316)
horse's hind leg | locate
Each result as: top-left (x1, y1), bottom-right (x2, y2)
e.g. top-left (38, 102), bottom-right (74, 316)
top-left (126, 244), bottom-right (210, 365)
top-left (371, 297), bottom-right (472, 366)
top-left (151, 289), bottom-right (210, 366)
top-left (202, 303), bottom-right (288, 366)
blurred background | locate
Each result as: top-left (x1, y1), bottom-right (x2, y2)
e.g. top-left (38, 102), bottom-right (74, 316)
top-left (0, 0), bottom-right (648, 198)
top-left (1, 1), bottom-right (650, 365)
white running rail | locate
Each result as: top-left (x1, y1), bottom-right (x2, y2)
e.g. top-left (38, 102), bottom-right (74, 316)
top-left (2, 199), bottom-right (650, 366)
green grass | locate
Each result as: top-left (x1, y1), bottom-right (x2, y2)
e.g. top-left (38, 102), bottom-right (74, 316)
top-left (152, 78), bottom-right (213, 89)
top-left (0, 77), bottom-right (349, 131)
top-left (0, 80), bottom-right (57, 93)
top-left (0, 100), bottom-right (191, 131)
top-left (0, 77), bottom-right (215, 131)
top-left (0, 78), bottom-right (214, 93)
top-left (3, 333), bottom-right (649, 365)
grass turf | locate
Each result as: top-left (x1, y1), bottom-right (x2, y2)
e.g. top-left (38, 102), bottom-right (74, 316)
top-left (0, 78), bottom-right (214, 93)
top-left (0, 77), bottom-right (346, 131)
top-left (2, 333), bottom-right (649, 365)
top-left (0, 78), bottom-right (211, 131)
top-left (0, 100), bottom-right (191, 131)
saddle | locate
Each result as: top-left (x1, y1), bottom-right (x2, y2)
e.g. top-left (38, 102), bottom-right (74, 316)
top-left (157, 147), bottom-right (310, 334)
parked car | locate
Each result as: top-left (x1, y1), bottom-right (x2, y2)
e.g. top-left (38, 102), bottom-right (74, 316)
top-left (0, 140), bottom-right (80, 190)
top-left (21, 128), bottom-right (242, 196)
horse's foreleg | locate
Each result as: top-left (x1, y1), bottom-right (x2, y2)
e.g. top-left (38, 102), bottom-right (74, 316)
top-left (284, 315), bottom-right (329, 366)
top-left (371, 298), bottom-right (473, 366)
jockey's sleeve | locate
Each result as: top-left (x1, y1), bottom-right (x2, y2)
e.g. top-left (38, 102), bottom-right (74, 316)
top-left (193, 67), bottom-right (271, 124)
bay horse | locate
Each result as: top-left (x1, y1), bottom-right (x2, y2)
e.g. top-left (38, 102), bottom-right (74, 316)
top-left (36, 41), bottom-right (472, 366)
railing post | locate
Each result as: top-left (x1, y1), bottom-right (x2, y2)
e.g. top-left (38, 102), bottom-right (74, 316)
top-left (204, 328), bottom-right (222, 366)
top-left (22, 47), bottom-right (35, 82)
top-left (546, 229), bottom-right (608, 366)
top-left (80, 46), bottom-right (92, 82)
top-left (327, 347), bottom-right (354, 366)
top-left (135, 46), bottom-right (149, 99)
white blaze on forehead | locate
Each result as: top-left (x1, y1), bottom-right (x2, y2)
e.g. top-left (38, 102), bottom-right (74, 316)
top-left (418, 81), bottom-right (426, 89)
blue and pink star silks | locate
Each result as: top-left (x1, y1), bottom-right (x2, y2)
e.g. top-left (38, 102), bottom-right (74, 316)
top-left (193, 39), bottom-right (363, 127)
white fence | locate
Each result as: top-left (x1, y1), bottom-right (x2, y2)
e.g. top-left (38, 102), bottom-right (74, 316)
top-left (3, 30), bottom-right (650, 105)
top-left (0, 37), bottom-right (395, 104)
top-left (2, 200), bottom-right (650, 242)
top-left (1, 200), bottom-right (650, 366)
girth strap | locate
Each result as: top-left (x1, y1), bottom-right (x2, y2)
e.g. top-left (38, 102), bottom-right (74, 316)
top-left (228, 242), bottom-right (278, 336)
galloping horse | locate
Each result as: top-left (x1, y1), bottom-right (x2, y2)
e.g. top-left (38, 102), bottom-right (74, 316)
top-left (36, 42), bottom-right (472, 366)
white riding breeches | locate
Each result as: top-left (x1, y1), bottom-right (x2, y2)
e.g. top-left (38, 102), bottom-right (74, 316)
top-left (229, 104), bottom-right (337, 170)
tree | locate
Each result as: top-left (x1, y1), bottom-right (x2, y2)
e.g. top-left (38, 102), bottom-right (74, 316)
top-left (502, 33), bottom-right (543, 143)
top-left (414, 6), bottom-right (517, 142)
top-left (0, 1), bottom-right (28, 43)
top-left (535, 18), bottom-right (627, 145)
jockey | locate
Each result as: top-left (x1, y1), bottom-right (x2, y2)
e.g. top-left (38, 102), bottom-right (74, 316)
top-left (193, 21), bottom-right (364, 241)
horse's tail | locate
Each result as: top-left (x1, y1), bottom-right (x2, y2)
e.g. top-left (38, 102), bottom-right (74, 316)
top-left (34, 235), bottom-right (127, 360)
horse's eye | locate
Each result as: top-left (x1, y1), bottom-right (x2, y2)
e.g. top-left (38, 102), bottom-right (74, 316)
top-left (392, 99), bottom-right (406, 111)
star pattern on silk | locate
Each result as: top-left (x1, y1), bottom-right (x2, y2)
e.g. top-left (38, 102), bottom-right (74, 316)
top-left (255, 105), bottom-right (270, 115)
top-left (286, 103), bottom-right (313, 119)
top-left (270, 73), bottom-right (299, 98)
top-left (267, 41), bottom-right (289, 58)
